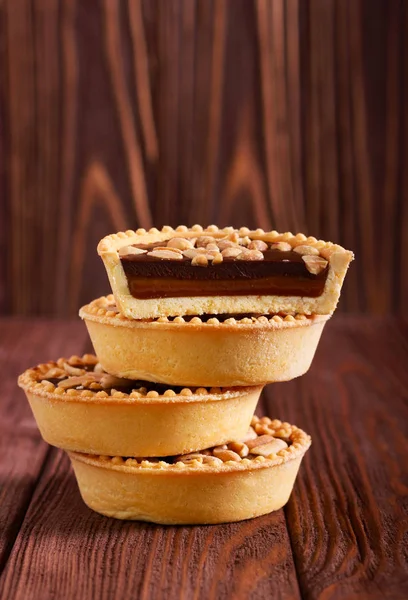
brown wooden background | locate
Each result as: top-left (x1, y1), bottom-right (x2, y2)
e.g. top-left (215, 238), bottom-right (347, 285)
top-left (0, 0), bottom-right (407, 316)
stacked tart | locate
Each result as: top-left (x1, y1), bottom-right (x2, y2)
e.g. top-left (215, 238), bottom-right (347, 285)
top-left (18, 225), bottom-right (353, 524)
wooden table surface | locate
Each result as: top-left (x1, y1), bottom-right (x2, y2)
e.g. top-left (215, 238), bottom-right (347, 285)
top-left (0, 316), bottom-right (407, 600)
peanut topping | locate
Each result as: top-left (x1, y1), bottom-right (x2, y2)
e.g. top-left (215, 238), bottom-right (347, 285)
top-left (56, 372), bottom-right (134, 390)
top-left (147, 249), bottom-right (184, 260)
top-left (302, 255), bottom-right (328, 274)
top-left (21, 355), bottom-right (233, 400)
top-left (151, 246), bottom-right (183, 255)
top-left (228, 441), bottom-right (249, 457)
top-left (167, 237), bottom-right (194, 251)
top-left (176, 453), bottom-right (223, 466)
top-left (57, 374), bottom-right (96, 389)
top-left (196, 236), bottom-right (216, 247)
top-left (212, 252), bottom-right (223, 265)
top-left (250, 439), bottom-right (288, 456)
top-left (248, 240), bottom-right (268, 252)
top-left (246, 434), bottom-right (276, 450)
top-left (213, 448), bottom-right (241, 462)
top-left (62, 363), bottom-right (85, 377)
top-left (118, 246), bottom-right (147, 257)
top-left (191, 254), bottom-right (208, 267)
top-left (293, 245), bottom-right (320, 256)
top-left (217, 240), bottom-right (237, 250)
top-left (271, 242), bottom-right (292, 251)
top-left (237, 249), bottom-right (264, 261)
top-left (221, 247), bottom-right (243, 258)
top-left (83, 415), bottom-right (311, 471)
top-left (182, 248), bottom-right (205, 259)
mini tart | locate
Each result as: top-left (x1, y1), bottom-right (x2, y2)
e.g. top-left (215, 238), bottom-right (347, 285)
top-left (80, 296), bottom-right (330, 386)
top-left (18, 355), bottom-right (262, 457)
top-left (97, 224), bottom-right (354, 319)
top-left (69, 417), bottom-right (311, 524)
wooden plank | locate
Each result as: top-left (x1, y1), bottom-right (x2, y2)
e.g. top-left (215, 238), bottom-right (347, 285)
top-left (0, 2), bottom-right (6, 314)
top-left (0, 0), bottom-right (406, 316)
top-left (0, 320), bottom-right (89, 577)
top-left (0, 320), bottom-right (90, 430)
top-left (2, 317), bottom-right (408, 597)
top-left (0, 432), bottom-right (49, 573)
top-left (0, 318), bottom-right (299, 598)
top-left (263, 316), bottom-right (408, 599)
top-left (0, 448), bottom-right (300, 600)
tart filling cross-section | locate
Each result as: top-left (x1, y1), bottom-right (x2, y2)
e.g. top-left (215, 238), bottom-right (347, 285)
top-left (18, 355), bottom-right (262, 457)
top-left (69, 416), bottom-right (311, 524)
top-left (98, 225), bottom-right (354, 319)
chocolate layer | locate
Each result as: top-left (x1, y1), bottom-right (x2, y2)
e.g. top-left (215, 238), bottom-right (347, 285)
top-left (120, 247), bottom-right (328, 299)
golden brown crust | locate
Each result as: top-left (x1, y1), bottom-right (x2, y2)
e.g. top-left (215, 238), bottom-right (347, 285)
top-left (18, 353), bottom-right (251, 403)
top-left (97, 225), bottom-right (354, 319)
top-left (80, 297), bottom-right (330, 387)
top-left (68, 417), bottom-right (311, 523)
top-left (72, 417), bottom-right (311, 473)
top-left (18, 355), bottom-right (262, 457)
top-left (97, 224), bottom-right (350, 257)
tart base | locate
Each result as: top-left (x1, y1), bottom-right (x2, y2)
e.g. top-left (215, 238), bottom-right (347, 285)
top-left (24, 387), bottom-right (261, 457)
top-left (68, 419), bottom-right (310, 524)
top-left (19, 356), bottom-right (261, 457)
top-left (80, 297), bottom-right (329, 386)
top-left (69, 454), bottom-right (303, 524)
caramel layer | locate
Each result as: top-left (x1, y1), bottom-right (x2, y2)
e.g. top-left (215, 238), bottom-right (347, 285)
top-left (121, 248), bottom-right (328, 299)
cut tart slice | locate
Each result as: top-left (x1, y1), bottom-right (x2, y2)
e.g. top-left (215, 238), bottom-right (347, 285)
top-left (97, 225), bottom-right (354, 319)
top-left (68, 416), bottom-right (311, 524)
top-left (18, 355), bottom-right (261, 457)
top-left (80, 296), bottom-right (330, 386)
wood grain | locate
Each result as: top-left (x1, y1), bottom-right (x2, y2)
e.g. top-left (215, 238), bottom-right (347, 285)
top-left (0, 0), bottom-right (407, 315)
top-left (0, 431), bottom-right (48, 574)
top-left (263, 317), bottom-right (408, 599)
top-left (0, 319), bottom-right (88, 583)
top-left (0, 320), bottom-right (89, 430)
top-left (0, 318), bottom-right (300, 599)
top-left (1, 317), bottom-right (408, 598)
top-left (0, 450), bottom-right (301, 600)
top-left (0, 1), bottom-right (6, 314)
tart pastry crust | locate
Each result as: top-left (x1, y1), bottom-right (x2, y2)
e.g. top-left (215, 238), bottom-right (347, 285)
top-left (69, 417), bottom-right (311, 524)
top-left (97, 225), bottom-right (353, 319)
top-left (18, 355), bottom-right (261, 457)
top-left (80, 296), bottom-right (330, 386)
